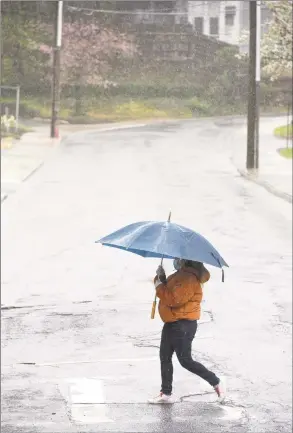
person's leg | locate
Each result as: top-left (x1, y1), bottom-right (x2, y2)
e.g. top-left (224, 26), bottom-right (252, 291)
top-left (160, 323), bottom-right (175, 395)
top-left (173, 320), bottom-right (219, 387)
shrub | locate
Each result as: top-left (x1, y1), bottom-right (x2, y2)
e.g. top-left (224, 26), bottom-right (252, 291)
top-left (274, 124), bottom-right (293, 139)
top-left (185, 97), bottom-right (212, 115)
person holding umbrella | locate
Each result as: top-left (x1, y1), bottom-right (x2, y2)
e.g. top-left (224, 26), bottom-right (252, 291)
top-left (148, 258), bottom-right (225, 404)
top-left (96, 215), bottom-right (228, 403)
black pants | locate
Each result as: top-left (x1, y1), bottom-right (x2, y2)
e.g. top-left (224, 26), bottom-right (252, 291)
top-left (160, 319), bottom-right (219, 395)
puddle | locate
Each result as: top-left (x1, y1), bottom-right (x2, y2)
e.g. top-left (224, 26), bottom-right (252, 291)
top-left (183, 394), bottom-right (246, 422)
top-left (70, 404), bottom-right (114, 424)
top-left (183, 393), bottom-right (217, 403)
top-left (219, 405), bottom-right (245, 421)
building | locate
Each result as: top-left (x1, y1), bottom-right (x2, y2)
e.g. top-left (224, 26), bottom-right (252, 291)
top-left (187, 0), bottom-right (271, 51)
top-left (66, 0), bottom-right (271, 50)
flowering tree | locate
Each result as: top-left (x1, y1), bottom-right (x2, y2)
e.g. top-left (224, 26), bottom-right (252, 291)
top-left (261, 0), bottom-right (292, 80)
top-left (40, 22), bottom-right (135, 87)
top-left (237, 0), bottom-right (292, 80)
top-left (40, 22), bottom-right (136, 114)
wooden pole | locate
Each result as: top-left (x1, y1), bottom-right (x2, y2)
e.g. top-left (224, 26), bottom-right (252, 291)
top-left (50, 1), bottom-right (63, 138)
top-left (246, 0), bottom-right (257, 171)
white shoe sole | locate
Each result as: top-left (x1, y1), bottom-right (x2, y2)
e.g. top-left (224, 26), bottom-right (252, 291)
top-left (217, 396), bottom-right (226, 404)
top-left (148, 399), bottom-right (175, 404)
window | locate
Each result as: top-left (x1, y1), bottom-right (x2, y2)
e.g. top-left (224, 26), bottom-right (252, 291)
top-left (209, 17), bottom-right (219, 36)
top-left (194, 17), bottom-right (204, 34)
top-left (225, 5), bottom-right (236, 26)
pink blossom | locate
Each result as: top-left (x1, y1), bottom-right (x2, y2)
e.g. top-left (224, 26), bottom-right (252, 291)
top-left (40, 44), bottom-right (53, 54)
top-left (40, 23), bottom-right (136, 86)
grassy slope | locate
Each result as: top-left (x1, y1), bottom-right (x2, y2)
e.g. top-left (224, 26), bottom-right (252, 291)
top-left (278, 148), bottom-right (293, 159)
top-left (274, 124), bottom-right (293, 139)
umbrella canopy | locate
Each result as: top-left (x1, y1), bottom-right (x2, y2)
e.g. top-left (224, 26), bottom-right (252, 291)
top-left (96, 220), bottom-right (228, 269)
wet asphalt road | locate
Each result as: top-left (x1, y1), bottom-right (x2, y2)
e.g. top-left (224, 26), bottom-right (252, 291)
top-left (1, 119), bottom-right (292, 432)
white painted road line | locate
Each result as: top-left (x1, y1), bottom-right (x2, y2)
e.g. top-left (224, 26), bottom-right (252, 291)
top-left (62, 378), bottom-right (113, 424)
top-left (28, 356), bottom-right (158, 367)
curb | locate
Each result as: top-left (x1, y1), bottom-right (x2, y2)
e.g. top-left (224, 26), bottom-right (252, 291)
top-left (236, 167), bottom-right (292, 204)
top-left (59, 121), bottom-right (156, 141)
top-left (22, 161), bottom-right (45, 183)
top-left (1, 137), bottom-right (60, 204)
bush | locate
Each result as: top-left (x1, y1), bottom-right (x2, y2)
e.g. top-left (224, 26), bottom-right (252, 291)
top-left (185, 97), bottom-right (212, 115)
top-left (61, 83), bottom-right (204, 100)
top-left (0, 97), bottom-right (71, 119)
top-left (0, 123), bottom-right (32, 139)
top-left (1, 114), bottom-right (17, 132)
top-left (113, 100), bottom-right (168, 119)
top-left (274, 124), bottom-right (293, 139)
top-left (278, 148), bottom-right (293, 158)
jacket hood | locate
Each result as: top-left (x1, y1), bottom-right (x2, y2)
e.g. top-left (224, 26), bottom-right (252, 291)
top-left (181, 266), bottom-right (210, 284)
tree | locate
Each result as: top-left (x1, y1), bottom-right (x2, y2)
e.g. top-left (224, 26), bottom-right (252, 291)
top-left (40, 22), bottom-right (136, 113)
top-left (237, 1), bottom-right (292, 81)
top-left (2, 6), bottom-right (51, 88)
top-left (261, 0), bottom-right (293, 80)
top-left (41, 22), bottom-right (135, 87)
top-left (2, 1), bottom-right (57, 89)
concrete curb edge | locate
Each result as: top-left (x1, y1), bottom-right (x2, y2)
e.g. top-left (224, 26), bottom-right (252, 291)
top-left (59, 122), bottom-right (148, 142)
top-left (236, 167), bottom-right (292, 204)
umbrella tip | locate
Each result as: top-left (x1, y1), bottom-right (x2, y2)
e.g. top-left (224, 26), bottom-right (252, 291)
top-left (168, 211), bottom-right (172, 222)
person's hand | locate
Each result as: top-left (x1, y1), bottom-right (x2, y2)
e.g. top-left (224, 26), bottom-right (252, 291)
top-left (156, 265), bottom-right (167, 283)
top-left (156, 265), bottom-right (164, 277)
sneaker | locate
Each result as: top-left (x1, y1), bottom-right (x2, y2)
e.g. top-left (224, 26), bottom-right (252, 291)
top-left (214, 381), bottom-right (226, 403)
top-left (148, 392), bottom-right (175, 404)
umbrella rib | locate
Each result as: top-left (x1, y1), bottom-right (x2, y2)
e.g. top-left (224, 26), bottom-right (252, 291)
top-left (123, 221), bottom-right (154, 250)
top-left (124, 222), bottom-right (170, 255)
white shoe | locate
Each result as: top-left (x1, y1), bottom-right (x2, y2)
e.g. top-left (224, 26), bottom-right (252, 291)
top-left (214, 381), bottom-right (226, 403)
top-left (148, 392), bottom-right (175, 404)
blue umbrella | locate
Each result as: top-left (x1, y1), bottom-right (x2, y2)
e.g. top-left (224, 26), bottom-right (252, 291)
top-left (96, 214), bottom-right (228, 273)
top-left (96, 214), bottom-right (228, 319)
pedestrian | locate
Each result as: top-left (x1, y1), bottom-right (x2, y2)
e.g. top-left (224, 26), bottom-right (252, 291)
top-left (148, 258), bottom-right (225, 404)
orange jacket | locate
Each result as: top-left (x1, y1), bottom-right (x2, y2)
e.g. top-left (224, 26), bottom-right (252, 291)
top-left (154, 266), bottom-right (210, 323)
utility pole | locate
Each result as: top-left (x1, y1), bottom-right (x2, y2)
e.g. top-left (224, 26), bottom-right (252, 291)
top-left (50, 1), bottom-right (63, 138)
top-left (0, 0), bottom-right (2, 148)
top-left (246, 0), bottom-right (258, 172)
top-left (255, 0), bottom-right (261, 169)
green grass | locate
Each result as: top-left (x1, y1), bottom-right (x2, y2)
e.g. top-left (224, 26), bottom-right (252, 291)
top-left (274, 124), bottom-right (293, 139)
top-left (1, 94), bottom-right (288, 124)
top-left (278, 147), bottom-right (293, 159)
top-left (0, 124), bottom-right (33, 141)
top-left (1, 136), bottom-right (13, 149)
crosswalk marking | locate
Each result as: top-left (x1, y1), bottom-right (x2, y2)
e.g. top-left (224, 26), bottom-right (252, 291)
top-left (61, 378), bottom-right (113, 424)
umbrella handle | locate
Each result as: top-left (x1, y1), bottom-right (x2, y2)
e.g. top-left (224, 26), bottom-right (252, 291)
top-left (151, 256), bottom-right (164, 319)
top-left (151, 211), bottom-right (170, 320)
top-left (151, 258), bottom-right (162, 320)
top-left (151, 296), bottom-right (157, 319)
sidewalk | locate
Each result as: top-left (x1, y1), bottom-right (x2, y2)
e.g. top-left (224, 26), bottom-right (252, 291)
top-left (1, 127), bottom-right (59, 202)
top-left (1, 121), bottom-right (148, 202)
top-left (232, 116), bottom-right (292, 203)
